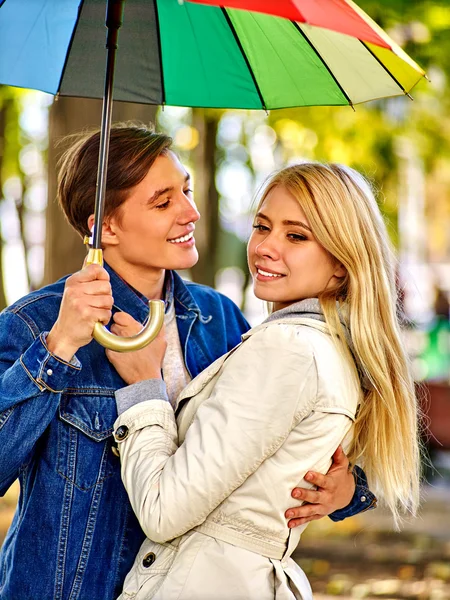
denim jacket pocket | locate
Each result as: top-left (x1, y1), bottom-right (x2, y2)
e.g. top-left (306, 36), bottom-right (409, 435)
top-left (57, 392), bottom-right (118, 491)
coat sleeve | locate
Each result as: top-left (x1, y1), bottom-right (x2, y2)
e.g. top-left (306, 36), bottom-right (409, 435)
top-left (114, 325), bottom-right (318, 543)
top-left (0, 310), bottom-right (81, 494)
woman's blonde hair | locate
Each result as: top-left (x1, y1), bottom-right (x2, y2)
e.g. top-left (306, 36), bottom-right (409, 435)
top-left (257, 162), bottom-right (420, 526)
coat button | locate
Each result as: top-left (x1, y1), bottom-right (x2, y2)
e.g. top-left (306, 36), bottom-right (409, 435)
top-left (115, 425), bottom-right (129, 441)
top-left (142, 552), bottom-right (156, 568)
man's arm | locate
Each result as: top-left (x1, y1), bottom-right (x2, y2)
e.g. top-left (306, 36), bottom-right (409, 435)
top-left (0, 311), bottom-right (81, 494)
top-left (285, 446), bottom-right (377, 528)
top-left (0, 264), bottom-right (113, 494)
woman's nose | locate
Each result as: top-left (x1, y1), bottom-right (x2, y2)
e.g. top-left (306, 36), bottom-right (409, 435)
top-left (255, 236), bottom-right (280, 260)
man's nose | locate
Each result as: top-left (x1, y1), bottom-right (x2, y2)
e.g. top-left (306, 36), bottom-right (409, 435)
top-left (179, 194), bottom-right (200, 224)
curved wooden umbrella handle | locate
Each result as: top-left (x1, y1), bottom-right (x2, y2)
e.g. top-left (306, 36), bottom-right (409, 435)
top-left (85, 248), bottom-right (165, 352)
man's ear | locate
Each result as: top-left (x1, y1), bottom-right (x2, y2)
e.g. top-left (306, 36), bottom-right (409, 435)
top-left (87, 214), bottom-right (119, 247)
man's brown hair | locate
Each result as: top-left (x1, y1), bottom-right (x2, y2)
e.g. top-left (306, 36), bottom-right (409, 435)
top-left (57, 123), bottom-right (173, 237)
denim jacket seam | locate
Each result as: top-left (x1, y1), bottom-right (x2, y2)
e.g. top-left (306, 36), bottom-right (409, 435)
top-left (60, 413), bottom-right (113, 440)
top-left (20, 356), bottom-right (46, 392)
top-left (0, 407), bottom-right (14, 430)
top-left (38, 333), bottom-right (82, 370)
top-left (7, 308), bottom-right (40, 339)
top-left (69, 446), bottom-right (111, 596)
top-left (9, 291), bottom-right (63, 314)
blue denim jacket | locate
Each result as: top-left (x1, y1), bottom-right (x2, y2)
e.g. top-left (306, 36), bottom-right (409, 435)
top-left (0, 265), bottom-right (374, 600)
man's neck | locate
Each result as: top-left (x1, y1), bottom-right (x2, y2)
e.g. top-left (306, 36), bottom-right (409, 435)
top-left (105, 255), bottom-right (166, 300)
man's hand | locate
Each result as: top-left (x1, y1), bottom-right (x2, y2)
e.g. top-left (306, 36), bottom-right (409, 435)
top-left (106, 312), bottom-right (167, 384)
top-left (46, 264), bottom-right (113, 362)
top-left (286, 446), bottom-right (355, 528)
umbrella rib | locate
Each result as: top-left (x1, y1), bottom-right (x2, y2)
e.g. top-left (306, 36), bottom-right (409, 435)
top-left (291, 22), bottom-right (354, 108)
top-left (56, 0), bottom-right (86, 95)
top-left (153, 0), bottom-right (166, 105)
top-left (360, 40), bottom-right (410, 96)
top-left (220, 8), bottom-right (267, 112)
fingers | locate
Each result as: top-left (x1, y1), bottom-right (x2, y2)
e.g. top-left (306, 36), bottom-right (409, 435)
top-left (112, 311), bottom-right (140, 327)
top-left (291, 487), bottom-right (322, 504)
top-left (332, 444), bottom-right (350, 468)
top-left (111, 312), bottom-right (142, 337)
top-left (301, 471), bottom-right (329, 490)
top-left (288, 514), bottom-right (322, 529)
top-left (72, 264), bottom-right (110, 283)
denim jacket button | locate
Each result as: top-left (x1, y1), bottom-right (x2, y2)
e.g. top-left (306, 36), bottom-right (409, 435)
top-left (142, 552), bottom-right (156, 568)
top-left (115, 425), bottom-right (129, 441)
top-left (360, 495), bottom-right (367, 503)
top-left (46, 369), bottom-right (53, 376)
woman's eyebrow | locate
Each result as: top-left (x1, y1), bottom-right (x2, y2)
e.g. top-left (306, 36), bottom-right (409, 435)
top-left (283, 219), bottom-right (312, 232)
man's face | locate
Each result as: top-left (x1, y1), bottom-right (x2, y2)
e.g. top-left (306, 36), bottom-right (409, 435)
top-left (104, 151), bottom-right (200, 278)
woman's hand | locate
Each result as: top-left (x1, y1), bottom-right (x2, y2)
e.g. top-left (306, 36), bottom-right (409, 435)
top-left (106, 312), bottom-right (167, 385)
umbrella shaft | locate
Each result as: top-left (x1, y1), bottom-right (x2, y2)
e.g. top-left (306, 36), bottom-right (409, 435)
top-left (93, 0), bottom-right (125, 250)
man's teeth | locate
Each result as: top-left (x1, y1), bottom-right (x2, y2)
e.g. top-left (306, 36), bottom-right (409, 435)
top-left (168, 231), bottom-right (194, 244)
top-left (258, 269), bottom-right (282, 278)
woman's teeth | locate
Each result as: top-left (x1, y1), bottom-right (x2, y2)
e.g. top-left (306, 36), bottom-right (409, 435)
top-left (168, 231), bottom-right (194, 244)
top-left (257, 269), bottom-right (283, 278)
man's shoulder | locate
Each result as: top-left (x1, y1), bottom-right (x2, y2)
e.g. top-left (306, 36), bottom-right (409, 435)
top-left (182, 279), bottom-right (243, 315)
top-left (3, 276), bottom-right (69, 319)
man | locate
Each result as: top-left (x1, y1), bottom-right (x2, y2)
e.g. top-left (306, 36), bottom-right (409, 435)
top-left (0, 124), bottom-right (375, 600)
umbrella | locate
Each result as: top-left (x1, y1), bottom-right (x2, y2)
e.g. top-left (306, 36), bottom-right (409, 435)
top-left (0, 0), bottom-right (425, 350)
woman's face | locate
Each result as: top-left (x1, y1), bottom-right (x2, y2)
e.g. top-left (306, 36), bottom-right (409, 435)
top-left (247, 185), bottom-right (345, 311)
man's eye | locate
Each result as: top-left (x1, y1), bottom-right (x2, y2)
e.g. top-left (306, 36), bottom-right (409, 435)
top-left (184, 188), bottom-right (193, 195)
top-left (155, 200), bottom-right (170, 210)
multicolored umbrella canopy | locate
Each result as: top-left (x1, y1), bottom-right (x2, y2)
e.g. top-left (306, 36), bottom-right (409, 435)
top-left (0, 0), bottom-right (425, 110)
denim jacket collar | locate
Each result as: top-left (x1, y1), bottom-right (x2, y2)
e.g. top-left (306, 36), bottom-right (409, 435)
top-left (104, 264), bottom-right (205, 324)
top-left (172, 271), bottom-right (208, 318)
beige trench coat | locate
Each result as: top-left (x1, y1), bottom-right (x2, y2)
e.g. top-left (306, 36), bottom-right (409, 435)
top-left (114, 317), bottom-right (362, 600)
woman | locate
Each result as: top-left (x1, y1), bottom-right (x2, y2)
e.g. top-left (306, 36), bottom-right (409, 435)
top-left (108, 163), bottom-right (420, 600)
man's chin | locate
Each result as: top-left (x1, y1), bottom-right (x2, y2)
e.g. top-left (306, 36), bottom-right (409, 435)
top-left (168, 249), bottom-right (199, 271)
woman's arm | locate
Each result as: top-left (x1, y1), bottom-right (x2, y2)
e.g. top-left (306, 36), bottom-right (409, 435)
top-left (114, 325), bottom-right (318, 543)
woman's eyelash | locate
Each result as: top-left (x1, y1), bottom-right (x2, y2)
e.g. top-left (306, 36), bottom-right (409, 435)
top-left (253, 224), bottom-right (269, 231)
top-left (288, 233), bottom-right (307, 241)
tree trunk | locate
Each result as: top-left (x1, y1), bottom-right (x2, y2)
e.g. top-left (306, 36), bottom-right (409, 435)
top-left (43, 97), bottom-right (157, 285)
top-left (190, 109), bottom-right (220, 288)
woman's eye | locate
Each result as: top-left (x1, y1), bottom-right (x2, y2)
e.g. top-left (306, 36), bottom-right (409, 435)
top-left (184, 188), bottom-right (193, 195)
top-left (252, 224), bottom-right (269, 232)
top-left (288, 233), bottom-right (307, 241)
top-left (155, 199), bottom-right (170, 210)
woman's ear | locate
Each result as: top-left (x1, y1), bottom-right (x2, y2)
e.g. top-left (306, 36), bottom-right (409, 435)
top-left (334, 262), bottom-right (347, 279)
top-left (87, 214), bottom-right (119, 247)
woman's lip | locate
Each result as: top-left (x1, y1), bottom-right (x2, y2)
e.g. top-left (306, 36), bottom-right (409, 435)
top-left (255, 268), bottom-right (285, 282)
top-left (255, 265), bottom-right (285, 276)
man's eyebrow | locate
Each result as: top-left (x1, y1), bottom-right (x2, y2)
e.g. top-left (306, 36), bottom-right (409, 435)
top-left (148, 173), bottom-right (191, 205)
top-left (255, 213), bottom-right (311, 232)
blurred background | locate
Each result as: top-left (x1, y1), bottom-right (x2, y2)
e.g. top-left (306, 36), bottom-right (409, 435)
top-left (0, 0), bottom-right (449, 598)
